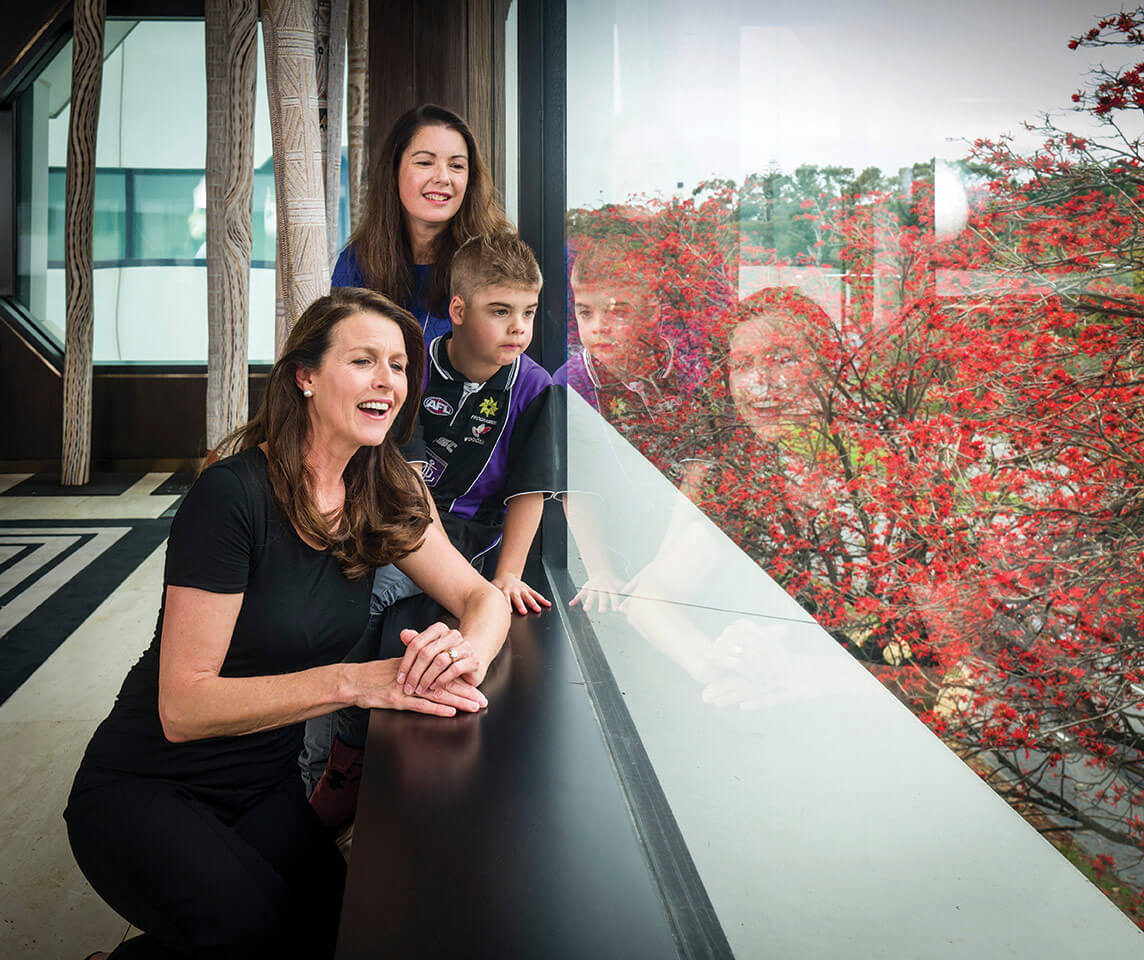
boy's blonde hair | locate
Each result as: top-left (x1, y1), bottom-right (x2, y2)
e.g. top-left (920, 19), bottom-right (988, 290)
top-left (450, 232), bottom-right (543, 304)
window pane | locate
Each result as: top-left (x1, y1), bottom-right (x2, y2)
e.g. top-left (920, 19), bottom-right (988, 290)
top-left (558, 0), bottom-right (1144, 953)
top-left (47, 168), bottom-right (127, 264)
top-left (12, 20), bottom-right (352, 364)
top-left (132, 171), bottom-right (205, 261)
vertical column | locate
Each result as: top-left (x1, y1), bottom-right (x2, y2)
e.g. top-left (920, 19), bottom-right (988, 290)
top-left (205, 0), bottom-right (257, 451)
top-left (346, 0), bottom-right (368, 234)
top-left (465, 0), bottom-right (493, 178)
top-left (26, 81), bottom-right (51, 322)
top-left (324, 0), bottom-right (347, 266)
top-left (262, 0), bottom-right (331, 352)
top-left (61, 0), bottom-right (106, 486)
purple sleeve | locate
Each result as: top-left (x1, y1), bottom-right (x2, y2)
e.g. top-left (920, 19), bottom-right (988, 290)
top-left (331, 245), bottom-right (365, 290)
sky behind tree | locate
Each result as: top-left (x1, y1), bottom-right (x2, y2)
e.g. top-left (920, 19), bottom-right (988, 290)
top-left (567, 0), bottom-right (1141, 207)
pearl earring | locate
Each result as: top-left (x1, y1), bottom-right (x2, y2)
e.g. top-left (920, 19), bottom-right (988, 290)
top-left (302, 389), bottom-right (313, 398)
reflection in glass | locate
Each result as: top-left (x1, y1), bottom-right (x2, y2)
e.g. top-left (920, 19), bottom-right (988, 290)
top-left (132, 171), bottom-right (207, 260)
top-left (561, 0), bottom-right (1144, 937)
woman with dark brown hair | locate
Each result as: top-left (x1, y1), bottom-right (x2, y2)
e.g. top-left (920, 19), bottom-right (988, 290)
top-left (302, 104), bottom-right (510, 802)
top-left (66, 288), bottom-right (509, 959)
top-left (331, 103), bottom-right (509, 339)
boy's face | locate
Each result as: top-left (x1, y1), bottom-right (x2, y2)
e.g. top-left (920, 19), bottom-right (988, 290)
top-left (571, 277), bottom-right (657, 372)
top-left (450, 283), bottom-right (539, 367)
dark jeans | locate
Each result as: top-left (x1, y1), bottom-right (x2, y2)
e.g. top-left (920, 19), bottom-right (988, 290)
top-left (300, 552), bottom-right (491, 785)
top-left (66, 770), bottom-right (345, 958)
top-left (335, 590), bottom-right (451, 747)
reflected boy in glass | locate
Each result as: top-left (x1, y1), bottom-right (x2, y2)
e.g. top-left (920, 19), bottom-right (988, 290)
top-left (556, 233), bottom-right (718, 610)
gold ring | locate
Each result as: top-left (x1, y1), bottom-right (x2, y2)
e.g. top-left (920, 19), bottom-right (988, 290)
top-left (446, 647), bottom-right (459, 664)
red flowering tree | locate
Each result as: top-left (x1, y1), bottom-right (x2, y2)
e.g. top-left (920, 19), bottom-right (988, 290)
top-left (563, 8), bottom-right (1144, 921)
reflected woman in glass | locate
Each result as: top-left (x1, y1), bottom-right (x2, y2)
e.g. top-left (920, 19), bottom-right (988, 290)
top-left (65, 289), bottom-right (508, 959)
top-left (726, 288), bottom-right (822, 444)
top-left (690, 286), bottom-right (833, 577)
top-left (611, 286), bottom-right (843, 707)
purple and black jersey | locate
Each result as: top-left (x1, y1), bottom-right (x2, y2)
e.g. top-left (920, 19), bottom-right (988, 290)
top-left (420, 334), bottom-right (557, 562)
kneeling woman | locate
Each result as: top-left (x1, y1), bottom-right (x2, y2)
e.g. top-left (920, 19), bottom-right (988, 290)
top-left (66, 288), bottom-right (509, 959)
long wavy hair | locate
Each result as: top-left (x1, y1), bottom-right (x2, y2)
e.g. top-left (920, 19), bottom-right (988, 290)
top-left (220, 288), bottom-right (431, 579)
top-left (347, 104), bottom-right (508, 317)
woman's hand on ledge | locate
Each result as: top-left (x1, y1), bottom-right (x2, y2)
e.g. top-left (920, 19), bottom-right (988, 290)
top-left (397, 622), bottom-right (488, 696)
top-left (352, 657), bottom-right (486, 717)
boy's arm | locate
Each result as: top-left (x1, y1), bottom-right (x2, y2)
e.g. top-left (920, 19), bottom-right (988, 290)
top-left (491, 492), bottom-right (551, 614)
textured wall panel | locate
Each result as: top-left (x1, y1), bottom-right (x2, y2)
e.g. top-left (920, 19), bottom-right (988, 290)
top-left (61, 0), bottom-right (106, 486)
top-left (205, 0), bottom-right (257, 450)
top-left (262, 0), bottom-right (331, 352)
top-left (346, 0), bottom-right (368, 233)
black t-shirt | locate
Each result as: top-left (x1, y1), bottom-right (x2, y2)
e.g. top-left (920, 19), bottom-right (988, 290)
top-left (77, 447), bottom-right (371, 794)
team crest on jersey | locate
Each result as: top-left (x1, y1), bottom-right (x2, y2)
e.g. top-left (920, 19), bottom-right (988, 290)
top-left (478, 397), bottom-right (499, 417)
top-left (423, 396), bottom-right (454, 416)
top-left (422, 451), bottom-right (446, 486)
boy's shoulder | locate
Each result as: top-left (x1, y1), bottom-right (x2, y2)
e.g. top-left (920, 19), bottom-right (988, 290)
top-left (512, 352), bottom-right (552, 395)
top-left (425, 336), bottom-right (551, 398)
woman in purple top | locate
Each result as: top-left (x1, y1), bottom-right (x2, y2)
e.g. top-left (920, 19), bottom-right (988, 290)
top-left (331, 104), bottom-right (508, 338)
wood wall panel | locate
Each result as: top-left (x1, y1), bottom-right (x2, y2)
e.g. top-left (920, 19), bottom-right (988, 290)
top-left (60, 0), bottom-right (106, 485)
top-left (367, 0), bottom-right (505, 215)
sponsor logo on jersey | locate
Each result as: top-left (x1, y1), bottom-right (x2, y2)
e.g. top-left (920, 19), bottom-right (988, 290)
top-left (478, 397), bottom-right (499, 417)
top-left (422, 451), bottom-right (446, 486)
top-left (471, 423), bottom-right (492, 439)
top-left (423, 396), bottom-right (454, 416)
top-left (434, 436), bottom-right (458, 453)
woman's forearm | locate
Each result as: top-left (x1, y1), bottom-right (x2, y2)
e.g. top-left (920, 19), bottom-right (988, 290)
top-left (457, 578), bottom-right (511, 674)
top-left (159, 661), bottom-right (359, 743)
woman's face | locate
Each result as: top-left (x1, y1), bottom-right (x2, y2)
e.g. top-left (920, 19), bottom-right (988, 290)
top-left (298, 311), bottom-right (410, 459)
top-left (728, 312), bottom-right (816, 441)
top-left (397, 124), bottom-right (469, 233)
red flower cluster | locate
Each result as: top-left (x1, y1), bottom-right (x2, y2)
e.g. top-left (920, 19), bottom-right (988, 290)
top-left (565, 10), bottom-right (1144, 911)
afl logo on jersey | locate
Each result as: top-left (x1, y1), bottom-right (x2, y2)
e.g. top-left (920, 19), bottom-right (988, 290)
top-left (423, 396), bottom-right (454, 416)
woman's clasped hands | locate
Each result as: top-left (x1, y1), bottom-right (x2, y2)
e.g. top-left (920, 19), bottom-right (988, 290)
top-left (351, 622), bottom-right (489, 718)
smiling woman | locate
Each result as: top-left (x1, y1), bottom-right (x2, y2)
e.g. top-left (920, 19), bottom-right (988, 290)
top-left (331, 103), bottom-right (509, 341)
top-left (64, 287), bottom-right (509, 959)
top-left (293, 312), bottom-right (411, 473)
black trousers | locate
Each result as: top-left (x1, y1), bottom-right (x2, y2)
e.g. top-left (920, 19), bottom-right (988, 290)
top-left (65, 770), bottom-right (346, 959)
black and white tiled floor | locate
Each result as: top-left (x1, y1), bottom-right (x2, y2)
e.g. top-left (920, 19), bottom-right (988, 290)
top-left (0, 471), bottom-right (186, 957)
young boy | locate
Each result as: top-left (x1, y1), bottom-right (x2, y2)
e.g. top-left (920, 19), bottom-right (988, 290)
top-left (418, 231), bottom-right (555, 613)
top-left (308, 232), bottom-right (555, 828)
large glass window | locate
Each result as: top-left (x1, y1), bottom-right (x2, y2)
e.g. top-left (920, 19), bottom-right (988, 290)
top-left (13, 19), bottom-right (349, 364)
top-left (556, 0), bottom-right (1144, 953)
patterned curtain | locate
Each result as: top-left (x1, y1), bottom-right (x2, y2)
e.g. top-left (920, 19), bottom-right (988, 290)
top-left (205, 0), bottom-right (257, 451)
top-left (61, 0), bottom-right (106, 486)
top-left (262, 0), bottom-right (331, 352)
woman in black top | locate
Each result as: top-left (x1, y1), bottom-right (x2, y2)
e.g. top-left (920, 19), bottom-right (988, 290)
top-left (67, 288), bottom-right (509, 959)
